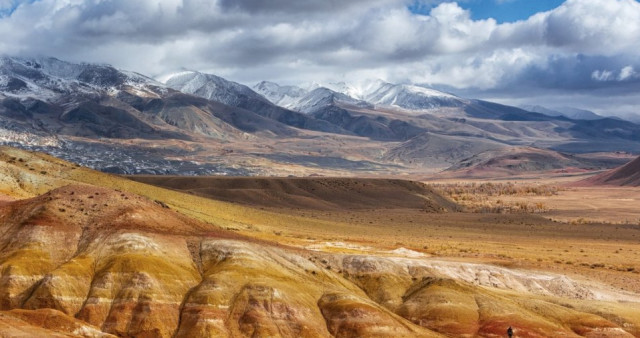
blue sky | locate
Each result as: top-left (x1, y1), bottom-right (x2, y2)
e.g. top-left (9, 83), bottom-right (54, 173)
top-left (410, 0), bottom-right (566, 23)
top-left (462, 0), bottom-right (566, 22)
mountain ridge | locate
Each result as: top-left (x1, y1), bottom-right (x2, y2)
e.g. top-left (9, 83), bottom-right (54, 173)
top-left (2, 55), bottom-right (640, 177)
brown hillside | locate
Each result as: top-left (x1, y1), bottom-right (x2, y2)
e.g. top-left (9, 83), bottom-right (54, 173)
top-left (126, 176), bottom-right (459, 211)
top-left (441, 146), bottom-right (615, 178)
top-left (580, 156), bottom-right (640, 186)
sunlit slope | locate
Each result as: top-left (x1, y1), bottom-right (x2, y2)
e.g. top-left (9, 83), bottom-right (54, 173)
top-left (0, 146), bottom-right (639, 337)
top-left (0, 146), bottom-right (334, 232)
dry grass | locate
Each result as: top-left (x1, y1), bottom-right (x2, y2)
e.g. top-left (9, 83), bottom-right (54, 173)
top-left (432, 182), bottom-right (561, 213)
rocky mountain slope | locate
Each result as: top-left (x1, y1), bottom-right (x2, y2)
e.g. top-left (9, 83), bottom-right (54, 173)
top-left (2, 56), bottom-right (640, 177)
top-left (0, 56), bottom-right (306, 139)
top-left (161, 71), bottom-right (346, 134)
top-left (253, 81), bottom-right (307, 109)
top-left (1, 147), bottom-right (639, 337)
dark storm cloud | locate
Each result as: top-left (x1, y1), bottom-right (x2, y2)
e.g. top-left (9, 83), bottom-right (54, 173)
top-left (509, 54), bottom-right (640, 92)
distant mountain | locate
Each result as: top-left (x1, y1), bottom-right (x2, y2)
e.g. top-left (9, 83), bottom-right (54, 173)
top-left (255, 79), bottom-right (464, 112)
top-left (253, 81), bottom-right (371, 113)
top-left (290, 87), bottom-right (372, 114)
top-left (253, 78), bottom-right (640, 150)
top-left (3, 56), bottom-right (640, 177)
top-left (161, 71), bottom-right (347, 134)
top-left (361, 82), bottom-right (464, 110)
top-left (0, 56), bottom-right (310, 174)
top-left (253, 81), bottom-right (307, 109)
top-left (254, 82), bottom-right (422, 141)
top-left (0, 56), bottom-right (188, 140)
top-left (521, 105), bottom-right (602, 120)
top-left (0, 56), bottom-right (304, 140)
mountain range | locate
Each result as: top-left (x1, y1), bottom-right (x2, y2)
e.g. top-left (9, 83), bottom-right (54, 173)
top-left (1, 56), bottom-right (639, 176)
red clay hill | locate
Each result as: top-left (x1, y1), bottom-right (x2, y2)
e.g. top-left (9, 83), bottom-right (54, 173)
top-left (580, 155), bottom-right (640, 187)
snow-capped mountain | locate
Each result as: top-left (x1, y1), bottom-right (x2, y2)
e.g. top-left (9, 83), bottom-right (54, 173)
top-left (4, 55), bottom-right (640, 177)
top-left (0, 56), bottom-right (162, 101)
top-left (0, 57), bottom-right (316, 174)
top-left (316, 81), bottom-right (365, 100)
top-left (361, 82), bottom-right (464, 110)
top-left (291, 87), bottom-right (372, 114)
top-left (253, 81), bottom-right (371, 114)
top-left (253, 81), bottom-right (307, 109)
top-left (161, 70), bottom-right (262, 108)
top-left (160, 70), bottom-right (345, 134)
top-left (254, 79), bottom-right (465, 113)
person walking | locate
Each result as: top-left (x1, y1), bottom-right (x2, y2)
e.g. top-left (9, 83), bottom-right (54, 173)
top-left (507, 326), bottom-right (514, 337)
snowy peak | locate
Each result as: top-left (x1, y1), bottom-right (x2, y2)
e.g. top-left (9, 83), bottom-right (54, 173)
top-left (362, 81), bottom-right (463, 110)
top-left (253, 81), bottom-right (371, 113)
top-left (253, 81), bottom-right (307, 109)
top-left (321, 81), bottom-right (364, 100)
top-left (0, 56), bottom-right (161, 100)
top-left (286, 86), bottom-right (370, 114)
top-left (158, 70), bottom-right (345, 134)
top-left (254, 78), bottom-right (465, 112)
top-left (161, 70), bottom-right (267, 107)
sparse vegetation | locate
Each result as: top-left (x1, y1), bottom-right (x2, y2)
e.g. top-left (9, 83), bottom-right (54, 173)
top-left (433, 182), bottom-right (559, 213)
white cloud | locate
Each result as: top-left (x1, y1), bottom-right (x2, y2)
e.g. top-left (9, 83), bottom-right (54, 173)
top-left (0, 0), bottom-right (639, 114)
top-left (619, 66), bottom-right (636, 81)
top-left (0, 0), bottom-right (12, 10)
top-left (591, 66), bottom-right (638, 82)
top-left (592, 70), bottom-right (614, 81)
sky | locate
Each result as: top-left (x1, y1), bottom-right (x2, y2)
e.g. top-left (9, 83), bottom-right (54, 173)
top-left (1, 0), bottom-right (640, 118)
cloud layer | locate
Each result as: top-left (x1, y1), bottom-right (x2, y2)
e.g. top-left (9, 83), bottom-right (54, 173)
top-left (1, 0), bottom-right (640, 116)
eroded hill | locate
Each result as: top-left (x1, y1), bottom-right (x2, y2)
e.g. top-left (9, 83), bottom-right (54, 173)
top-left (0, 147), bottom-right (639, 337)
